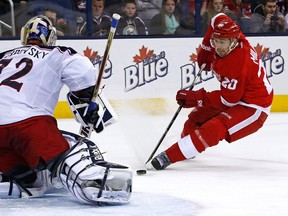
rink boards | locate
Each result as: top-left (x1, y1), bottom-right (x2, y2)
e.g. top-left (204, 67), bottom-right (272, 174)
top-left (0, 36), bottom-right (287, 118)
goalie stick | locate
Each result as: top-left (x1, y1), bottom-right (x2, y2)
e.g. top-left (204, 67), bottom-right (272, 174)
top-left (145, 63), bottom-right (206, 165)
top-left (79, 14), bottom-right (121, 138)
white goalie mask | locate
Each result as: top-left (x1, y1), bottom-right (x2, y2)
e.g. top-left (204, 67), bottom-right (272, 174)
top-left (20, 15), bottom-right (57, 46)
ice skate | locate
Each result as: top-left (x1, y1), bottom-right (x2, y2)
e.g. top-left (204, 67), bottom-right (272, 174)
top-left (151, 151), bottom-right (171, 170)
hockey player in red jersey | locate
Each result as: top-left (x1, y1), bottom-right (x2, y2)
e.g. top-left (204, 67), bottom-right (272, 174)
top-left (0, 15), bottom-right (132, 204)
top-left (150, 13), bottom-right (274, 170)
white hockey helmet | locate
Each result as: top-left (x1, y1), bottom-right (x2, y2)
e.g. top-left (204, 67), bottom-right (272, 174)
top-left (20, 15), bottom-right (57, 46)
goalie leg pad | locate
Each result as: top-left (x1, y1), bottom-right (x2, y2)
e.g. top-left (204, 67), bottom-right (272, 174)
top-left (0, 170), bottom-right (57, 199)
top-left (54, 131), bottom-right (132, 204)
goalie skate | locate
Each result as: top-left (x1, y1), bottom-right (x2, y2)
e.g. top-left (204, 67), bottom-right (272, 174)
top-left (0, 170), bottom-right (58, 199)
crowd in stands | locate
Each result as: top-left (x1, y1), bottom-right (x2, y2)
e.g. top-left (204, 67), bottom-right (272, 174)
top-left (1, 0), bottom-right (288, 37)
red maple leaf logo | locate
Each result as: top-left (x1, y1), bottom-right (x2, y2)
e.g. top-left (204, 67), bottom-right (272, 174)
top-left (189, 45), bottom-right (201, 63)
top-left (133, 46), bottom-right (154, 63)
top-left (254, 43), bottom-right (269, 56)
top-left (83, 47), bottom-right (98, 60)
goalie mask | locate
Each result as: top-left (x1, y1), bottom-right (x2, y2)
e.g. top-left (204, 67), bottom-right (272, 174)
top-left (21, 15), bottom-right (57, 46)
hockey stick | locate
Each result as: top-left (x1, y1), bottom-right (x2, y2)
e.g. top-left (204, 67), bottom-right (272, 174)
top-left (145, 63), bottom-right (206, 164)
top-left (79, 14), bottom-right (121, 138)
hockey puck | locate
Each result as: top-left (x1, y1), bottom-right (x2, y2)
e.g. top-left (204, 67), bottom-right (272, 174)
top-left (136, 169), bottom-right (147, 175)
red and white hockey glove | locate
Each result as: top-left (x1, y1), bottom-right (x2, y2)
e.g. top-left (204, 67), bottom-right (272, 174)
top-left (197, 43), bottom-right (214, 71)
top-left (176, 88), bottom-right (206, 108)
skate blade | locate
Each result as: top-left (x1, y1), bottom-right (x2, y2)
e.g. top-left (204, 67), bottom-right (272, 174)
top-left (91, 190), bottom-right (130, 204)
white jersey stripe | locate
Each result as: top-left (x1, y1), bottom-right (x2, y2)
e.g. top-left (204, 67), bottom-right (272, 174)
top-left (221, 96), bottom-right (271, 115)
top-left (178, 135), bottom-right (200, 159)
top-left (228, 109), bottom-right (262, 135)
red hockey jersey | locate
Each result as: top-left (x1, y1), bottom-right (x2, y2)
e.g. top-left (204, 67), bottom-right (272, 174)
top-left (203, 14), bottom-right (273, 114)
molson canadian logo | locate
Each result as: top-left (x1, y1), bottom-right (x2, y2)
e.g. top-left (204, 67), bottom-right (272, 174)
top-left (83, 47), bottom-right (113, 78)
top-left (124, 46), bottom-right (168, 92)
top-left (182, 43), bottom-right (284, 89)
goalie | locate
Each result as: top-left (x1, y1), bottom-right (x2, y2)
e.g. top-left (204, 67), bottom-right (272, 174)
top-left (0, 15), bottom-right (132, 204)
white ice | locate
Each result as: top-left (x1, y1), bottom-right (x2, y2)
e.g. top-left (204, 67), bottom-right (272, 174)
top-left (1, 106), bottom-right (288, 216)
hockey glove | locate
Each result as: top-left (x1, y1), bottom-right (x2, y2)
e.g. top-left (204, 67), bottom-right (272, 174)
top-left (176, 88), bottom-right (206, 108)
top-left (84, 101), bottom-right (104, 133)
top-left (197, 25), bottom-right (215, 71)
top-left (67, 92), bottom-right (104, 133)
top-left (197, 43), bottom-right (214, 71)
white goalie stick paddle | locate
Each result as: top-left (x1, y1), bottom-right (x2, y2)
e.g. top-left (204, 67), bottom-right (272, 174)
top-left (79, 13), bottom-right (121, 138)
top-left (145, 63), bottom-right (206, 165)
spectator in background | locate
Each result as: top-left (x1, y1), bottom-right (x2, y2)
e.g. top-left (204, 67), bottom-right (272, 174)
top-left (135, 0), bottom-right (162, 27)
top-left (0, 0), bottom-right (29, 36)
top-left (26, 0), bottom-right (77, 35)
top-left (105, 0), bottom-right (123, 15)
top-left (276, 0), bottom-right (287, 15)
top-left (0, 0), bottom-right (28, 16)
top-left (177, 0), bottom-right (208, 34)
top-left (250, 0), bottom-right (264, 13)
top-left (73, 0), bottom-right (87, 36)
top-left (225, 0), bottom-right (252, 33)
top-left (226, 0), bottom-right (252, 17)
top-left (73, 1), bottom-right (122, 34)
top-left (249, 0), bottom-right (285, 33)
top-left (285, 12), bottom-right (288, 31)
top-left (73, 0), bottom-right (123, 14)
top-left (73, 0), bottom-right (86, 13)
top-left (116, 0), bottom-right (148, 35)
top-left (44, 8), bottom-right (65, 36)
top-left (201, 0), bottom-right (237, 33)
top-left (77, 0), bottom-right (112, 36)
top-left (149, 0), bottom-right (181, 35)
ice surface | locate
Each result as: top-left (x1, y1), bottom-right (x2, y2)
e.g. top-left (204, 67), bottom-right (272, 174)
top-left (1, 109), bottom-right (288, 216)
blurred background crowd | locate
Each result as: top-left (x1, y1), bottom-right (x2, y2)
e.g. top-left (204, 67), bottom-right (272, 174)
top-left (1, 0), bottom-right (288, 38)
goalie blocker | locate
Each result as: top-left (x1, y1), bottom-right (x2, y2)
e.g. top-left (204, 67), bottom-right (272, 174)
top-left (0, 131), bottom-right (132, 204)
top-left (67, 89), bottom-right (118, 135)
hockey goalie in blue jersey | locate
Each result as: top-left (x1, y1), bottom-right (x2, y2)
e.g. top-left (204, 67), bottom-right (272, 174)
top-left (0, 15), bottom-right (132, 204)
